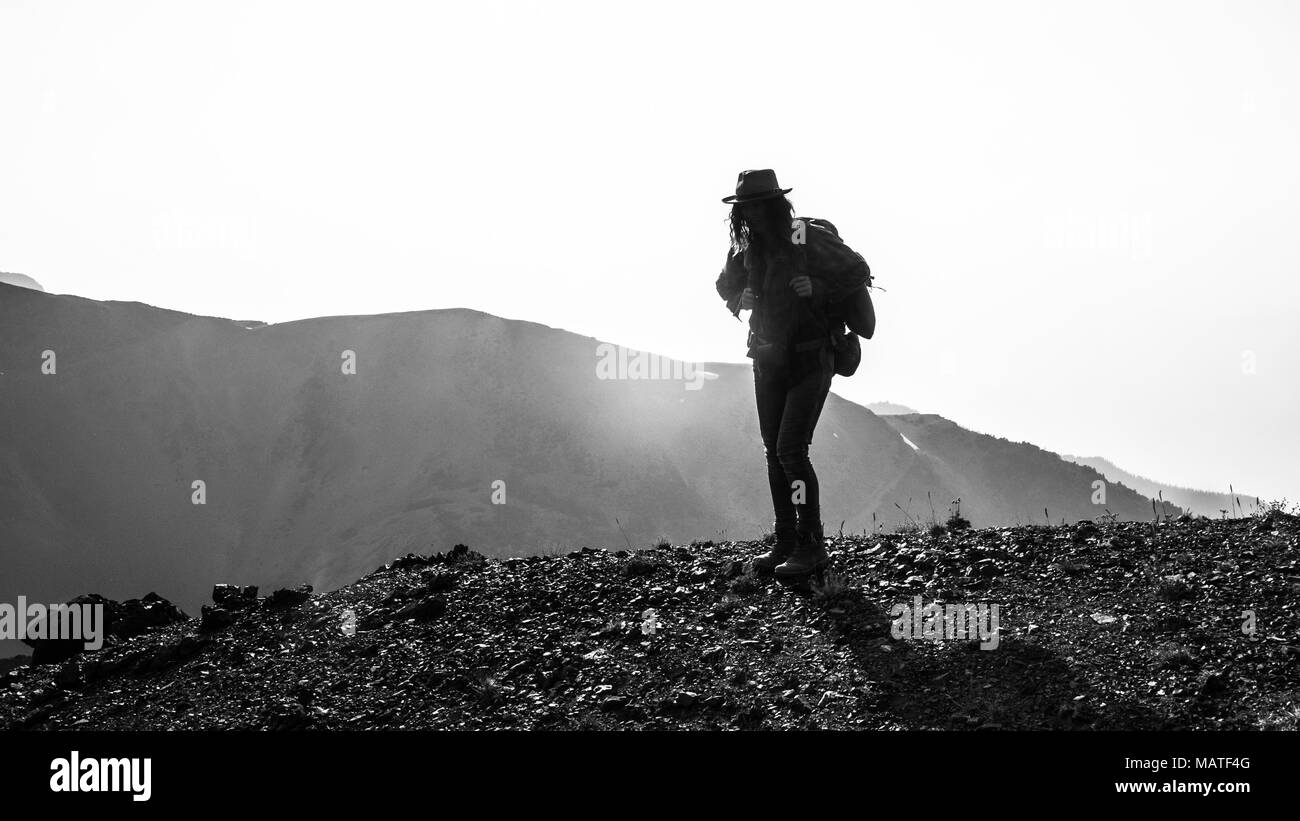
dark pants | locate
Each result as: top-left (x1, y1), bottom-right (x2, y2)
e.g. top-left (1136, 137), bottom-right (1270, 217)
top-left (753, 345), bottom-right (834, 539)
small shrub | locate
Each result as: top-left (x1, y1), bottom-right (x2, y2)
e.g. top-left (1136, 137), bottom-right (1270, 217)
top-left (1254, 498), bottom-right (1298, 520)
top-left (944, 498), bottom-right (972, 531)
top-left (622, 553), bottom-right (662, 578)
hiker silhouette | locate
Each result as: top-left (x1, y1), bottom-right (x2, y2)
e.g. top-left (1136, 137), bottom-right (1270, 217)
top-left (714, 169), bottom-right (872, 577)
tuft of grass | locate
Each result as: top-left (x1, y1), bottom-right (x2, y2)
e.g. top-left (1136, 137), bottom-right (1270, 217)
top-left (1156, 576), bottom-right (1195, 602)
top-left (729, 572), bottom-right (760, 596)
top-left (573, 712), bottom-right (613, 731)
top-left (468, 670), bottom-right (505, 707)
top-left (810, 570), bottom-right (850, 604)
top-left (712, 596), bottom-right (744, 620)
top-left (1154, 643), bottom-right (1196, 670)
top-left (894, 499), bottom-right (921, 534)
top-left (1258, 703), bottom-right (1300, 731)
top-left (614, 517), bottom-right (633, 551)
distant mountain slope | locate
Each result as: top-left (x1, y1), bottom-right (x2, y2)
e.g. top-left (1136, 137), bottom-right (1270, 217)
top-left (0, 283), bottom-right (1162, 656)
top-left (1060, 455), bottom-right (1256, 517)
top-left (878, 415), bottom-right (1181, 526)
top-left (0, 271), bottom-right (44, 291)
top-left (865, 401), bottom-right (919, 416)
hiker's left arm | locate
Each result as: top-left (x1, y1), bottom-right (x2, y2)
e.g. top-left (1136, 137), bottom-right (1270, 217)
top-left (717, 249), bottom-right (751, 316)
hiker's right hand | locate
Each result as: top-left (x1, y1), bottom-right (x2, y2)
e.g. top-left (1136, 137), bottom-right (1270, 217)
top-left (740, 288), bottom-right (756, 310)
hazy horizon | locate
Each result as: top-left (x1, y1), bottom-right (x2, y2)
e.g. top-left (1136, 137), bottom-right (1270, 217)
top-left (2, 0), bottom-right (1297, 502)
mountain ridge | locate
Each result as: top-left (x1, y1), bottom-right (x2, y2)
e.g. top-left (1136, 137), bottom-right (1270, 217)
top-left (1060, 454), bottom-right (1259, 518)
top-left (1, 283), bottom-right (1171, 657)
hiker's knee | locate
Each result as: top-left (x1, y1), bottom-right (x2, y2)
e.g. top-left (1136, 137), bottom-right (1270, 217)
top-left (763, 444), bottom-right (783, 468)
top-left (776, 442), bottom-right (811, 472)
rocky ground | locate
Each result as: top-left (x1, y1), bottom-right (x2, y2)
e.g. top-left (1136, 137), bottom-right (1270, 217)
top-left (3, 512), bottom-right (1298, 731)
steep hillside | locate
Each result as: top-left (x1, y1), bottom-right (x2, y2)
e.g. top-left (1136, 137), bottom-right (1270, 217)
top-left (880, 414), bottom-right (1180, 526)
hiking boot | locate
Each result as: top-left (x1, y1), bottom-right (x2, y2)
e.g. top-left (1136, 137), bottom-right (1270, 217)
top-left (774, 529), bottom-right (830, 577)
top-left (751, 529), bottom-right (798, 574)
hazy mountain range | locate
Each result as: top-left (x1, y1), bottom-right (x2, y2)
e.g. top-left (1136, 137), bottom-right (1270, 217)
top-left (1, 282), bottom-right (1182, 655)
top-left (1059, 455), bottom-right (1257, 518)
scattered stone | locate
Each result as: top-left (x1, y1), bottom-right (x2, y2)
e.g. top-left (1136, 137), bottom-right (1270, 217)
top-left (263, 585), bottom-right (313, 609)
top-left (1197, 671), bottom-right (1227, 696)
top-left (212, 584), bottom-right (259, 609)
top-left (391, 596), bottom-right (447, 622)
top-left (601, 695), bottom-right (628, 711)
top-left (23, 592), bottom-right (187, 664)
top-left (54, 661), bottom-right (82, 690)
top-left (200, 605), bottom-right (238, 632)
top-left (3, 515), bottom-right (1293, 732)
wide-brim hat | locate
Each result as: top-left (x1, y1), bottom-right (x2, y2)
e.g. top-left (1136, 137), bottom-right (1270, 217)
top-left (722, 169), bottom-right (792, 204)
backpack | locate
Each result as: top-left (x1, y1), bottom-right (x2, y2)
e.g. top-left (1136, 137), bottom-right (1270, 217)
top-left (797, 218), bottom-right (875, 377)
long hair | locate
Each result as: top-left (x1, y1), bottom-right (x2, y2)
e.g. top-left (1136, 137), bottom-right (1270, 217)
top-left (729, 195), bottom-right (796, 258)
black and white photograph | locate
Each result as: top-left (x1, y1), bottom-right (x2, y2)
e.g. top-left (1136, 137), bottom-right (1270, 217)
top-left (0, 0), bottom-right (1295, 806)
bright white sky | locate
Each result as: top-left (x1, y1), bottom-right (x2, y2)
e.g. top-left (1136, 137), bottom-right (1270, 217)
top-left (2, 0), bottom-right (1298, 502)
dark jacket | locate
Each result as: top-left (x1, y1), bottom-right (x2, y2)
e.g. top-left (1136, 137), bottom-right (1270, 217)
top-left (715, 218), bottom-right (870, 360)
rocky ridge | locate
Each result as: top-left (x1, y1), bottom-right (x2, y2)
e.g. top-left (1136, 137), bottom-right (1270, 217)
top-left (3, 513), bottom-right (1297, 731)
